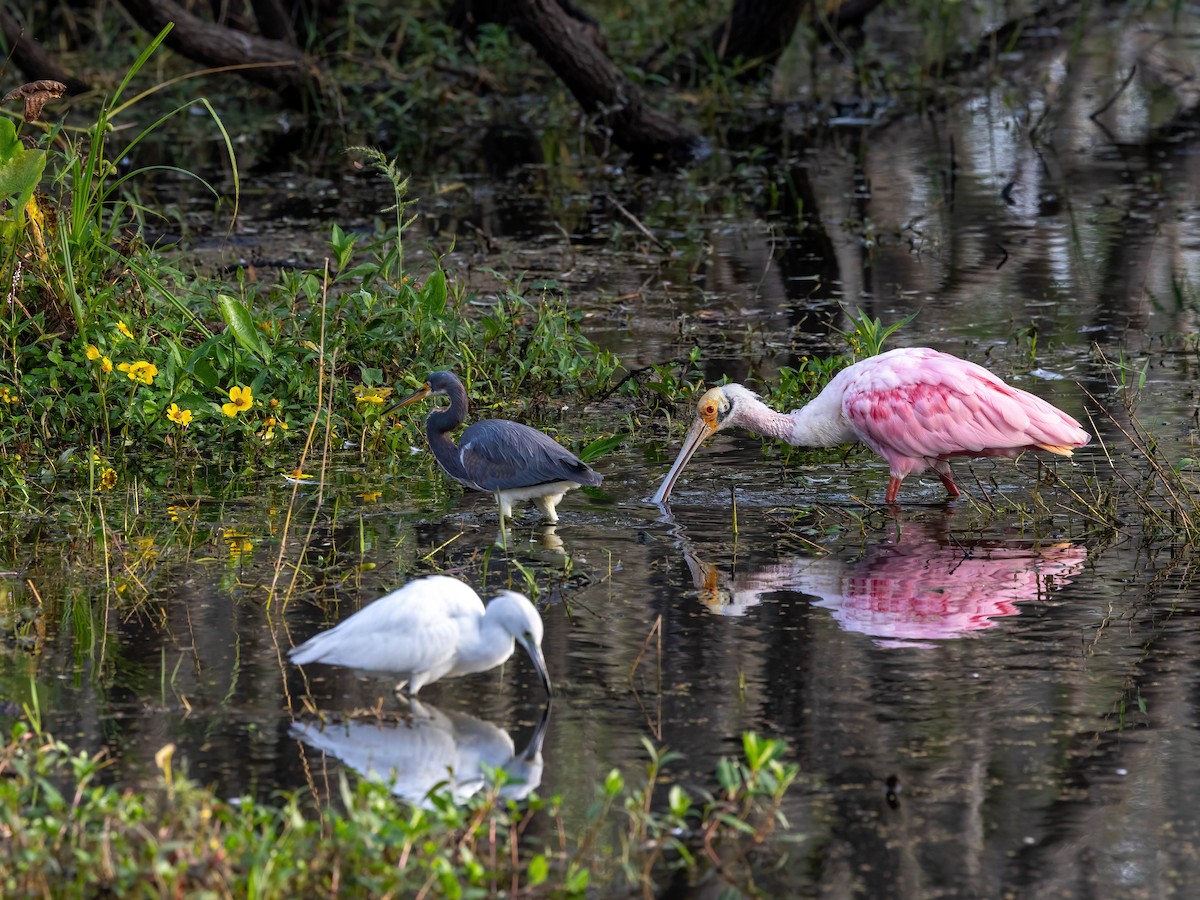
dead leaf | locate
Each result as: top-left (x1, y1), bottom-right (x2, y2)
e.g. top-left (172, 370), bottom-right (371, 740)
top-left (2, 80), bottom-right (67, 122)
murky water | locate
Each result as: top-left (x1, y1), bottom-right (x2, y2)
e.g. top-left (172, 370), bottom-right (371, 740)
top-left (8, 8), bottom-right (1200, 894)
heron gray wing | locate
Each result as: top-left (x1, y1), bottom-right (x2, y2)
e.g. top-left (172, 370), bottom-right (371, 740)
top-left (458, 420), bottom-right (601, 492)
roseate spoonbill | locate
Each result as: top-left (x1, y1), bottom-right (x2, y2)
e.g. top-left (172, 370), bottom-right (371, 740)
top-left (289, 575), bottom-right (552, 696)
top-left (652, 347), bottom-right (1090, 504)
top-left (394, 370), bottom-right (601, 523)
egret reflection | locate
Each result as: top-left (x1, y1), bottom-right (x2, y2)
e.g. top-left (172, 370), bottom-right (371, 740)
top-left (292, 700), bottom-right (550, 806)
top-left (683, 523), bottom-right (1087, 646)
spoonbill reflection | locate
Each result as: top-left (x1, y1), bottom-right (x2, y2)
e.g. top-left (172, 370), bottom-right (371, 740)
top-left (653, 348), bottom-right (1089, 504)
top-left (289, 575), bottom-right (552, 696)
top-left (292, 701), bottom-right (549, 805)
top-left (393, 370), bottom-right (601, 522)
top-left (683, 524), bottom-right (1086, 646)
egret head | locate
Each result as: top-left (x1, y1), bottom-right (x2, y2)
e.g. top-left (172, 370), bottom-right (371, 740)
top-left (652, 384), bottom-right (754, 504)
top-left (488, 590), bottom-right (553, 696)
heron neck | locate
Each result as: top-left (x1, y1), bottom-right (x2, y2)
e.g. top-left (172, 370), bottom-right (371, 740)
top-left (425, 380), bottom-right (470, 483)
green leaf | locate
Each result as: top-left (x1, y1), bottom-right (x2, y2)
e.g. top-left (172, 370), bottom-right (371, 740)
top-left (667, 784), bottom-right (691, 818)
top-left (0, 117), bottom-right (47, 227)
top-left (421, 269), bottom-right (447, 316)
top-left (527, 853), bottom-right (548, 886)
top-left (217, 294), bottom-right (270, 364)
top-left (564, 865), bottom-right (590, 894)
top-left (579, 433), bottom-right (625, 463)
top-left (716, 812), bottom-right (758, 835)
top-left (604, 769), bottom-right (624, 796)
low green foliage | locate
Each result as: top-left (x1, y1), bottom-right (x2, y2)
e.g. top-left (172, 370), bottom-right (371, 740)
top-left (0, 47), bottom-right (620, 505)
top-left (0, 715), bottom-right (799, 896)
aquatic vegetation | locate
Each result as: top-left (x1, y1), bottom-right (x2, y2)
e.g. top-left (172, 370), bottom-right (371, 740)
top-left (0, 713), bottom-right (797, 897)
top-left (0, 53), bottom-right (621, 505)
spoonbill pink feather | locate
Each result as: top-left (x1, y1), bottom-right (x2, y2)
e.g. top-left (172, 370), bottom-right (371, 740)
top-left (652, 347), bottom-right (1089, 504)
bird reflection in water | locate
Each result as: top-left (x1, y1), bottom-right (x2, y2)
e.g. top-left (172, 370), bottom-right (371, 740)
top-left (292, 701), bottom-right (550, 806)
top-left (683, 523), bottom-right (1086, 647)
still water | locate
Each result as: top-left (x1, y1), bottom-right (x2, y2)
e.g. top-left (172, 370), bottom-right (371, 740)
top-left (8, 12), bottom-right (1200, 896)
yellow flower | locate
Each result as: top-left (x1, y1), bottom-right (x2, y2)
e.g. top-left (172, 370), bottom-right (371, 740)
top-left (359, 490), bottom-right (382, 502)
top-left (85, 345), bottom-right (100, 361)
top-left (0, 387), bottom-right (16, 405)
top-left (166, 403), bottom-right (193, 427)
top-left (117, 360), bottom-right (157, 385)
top-left (354, 386), bottom-right (392, 405)
top-left (222, 385), bottom-right (253, 418)
top-left (101, 357), bottom-right (113, 374)
top-left (98, 468), bottom-right (117, 491)
top-left (258, 415), bottom-right (287, 443)
top-left (116, 321), bottom-right (134, 340)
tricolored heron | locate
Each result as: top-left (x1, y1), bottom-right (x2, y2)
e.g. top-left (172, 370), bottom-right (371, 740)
top-left (289, 574), bottom-right (552, 696)
top-left (395, 370), bottom-right (601, 522)
top-left (652, 347), bottom-right (1089, 505)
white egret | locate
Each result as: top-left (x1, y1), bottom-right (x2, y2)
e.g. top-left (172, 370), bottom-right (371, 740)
top-left (289, 575), bottom-right (552, 696)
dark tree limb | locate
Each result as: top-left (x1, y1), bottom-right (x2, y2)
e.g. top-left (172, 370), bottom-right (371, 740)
top-left (498, 0), bottom-right (705, 165)
top-left (667, 0), bottom-right (888, 83)
top-left (821, 0), bottom-right (889, 32)
top-left (116, 0), bottom-right (314, 103)
top-left (249, 0), bottom-right (296, 44)
top-left (711, 0), bottom-right (809, 80)
top-left (0, 8), bottom-right (90, 95)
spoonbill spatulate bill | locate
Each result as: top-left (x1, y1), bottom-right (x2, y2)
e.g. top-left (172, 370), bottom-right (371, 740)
top-left (394, 371), bottom-right (601, 523)
top-left (652, 347), bottom-right (1090, 505)
top-left (289, 575), bottom-right (552, 696)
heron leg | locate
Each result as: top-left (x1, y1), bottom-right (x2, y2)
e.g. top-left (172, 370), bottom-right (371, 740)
top-left (533, 493), bottom-right (563, 524)
top-left (495, 491), bottom-right (514, 522)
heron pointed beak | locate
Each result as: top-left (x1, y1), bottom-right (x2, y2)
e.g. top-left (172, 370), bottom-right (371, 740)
top-left (520, 636), bottom-right (554, 697)
top-left (651, 415), bottom-right (718, 504)
top-left (384, 382), bottom-right (432, 416)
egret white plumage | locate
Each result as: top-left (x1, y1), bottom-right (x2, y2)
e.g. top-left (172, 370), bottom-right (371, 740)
top-left (289, 575), bottom-right (552, 696)
top-left (653, 347), bottom-right (1090, 504)
top-left (394, 370), bottom-right (601, 523)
